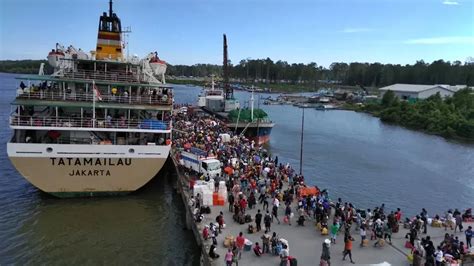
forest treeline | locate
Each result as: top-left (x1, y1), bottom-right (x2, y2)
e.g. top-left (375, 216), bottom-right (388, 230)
top-left (0, 60), bottom-right (53, 74)
top-left (2, 58), bottom-right (474, 87)
top-left (168, 59), bottom-right (474, 87)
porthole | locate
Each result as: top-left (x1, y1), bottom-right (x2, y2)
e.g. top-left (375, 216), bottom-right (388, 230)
top-left (46, 147), bottom-right (53, 153)
top-left (129, 148), bottom-right (135, 154)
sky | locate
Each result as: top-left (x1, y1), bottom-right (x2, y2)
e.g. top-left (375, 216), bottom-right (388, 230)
top-left (0, 0), bottom-right (473, 67)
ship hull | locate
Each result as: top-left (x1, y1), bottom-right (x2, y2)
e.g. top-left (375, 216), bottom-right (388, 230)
top-left (227, 122), bottom-right (274, 145)
top-left (7, 143), bottom-right (170, 198)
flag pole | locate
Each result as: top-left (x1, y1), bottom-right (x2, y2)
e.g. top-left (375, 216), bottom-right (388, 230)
top-left (92, 80), bottom-right (96, 128)
top-left (299, 108), bottom-right (305, 175)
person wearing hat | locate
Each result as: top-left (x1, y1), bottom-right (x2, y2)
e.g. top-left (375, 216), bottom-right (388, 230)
top-left (321, 239), bottom-right (331, 265)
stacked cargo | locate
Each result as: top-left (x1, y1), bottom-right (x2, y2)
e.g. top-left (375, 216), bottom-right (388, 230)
top-left (193, 180), bottom-right (227, 206)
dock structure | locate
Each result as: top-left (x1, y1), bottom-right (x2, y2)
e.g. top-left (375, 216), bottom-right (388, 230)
top-left (172, 160), bottom-right (472, 265)
top-left (171, 112), bottom-right (473, 266)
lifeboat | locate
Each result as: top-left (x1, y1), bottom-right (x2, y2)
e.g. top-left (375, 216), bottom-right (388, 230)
top-left (47, 49), bottom-right (65, 68)
top-left (149, 52), bottom-right (167, 76)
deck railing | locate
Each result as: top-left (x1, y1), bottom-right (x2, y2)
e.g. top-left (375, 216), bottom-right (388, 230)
top-left (10, 115), bottom-right (171, 131)
top-left (63, 69), bottom-right (141, 83)
top-left (18, 136), bottom-right (166, 146)
top-left (16, 91), bottom-right (172, 106)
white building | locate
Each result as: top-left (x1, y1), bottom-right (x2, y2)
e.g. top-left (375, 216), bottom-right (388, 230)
top-left (378, 83), bottom-right (468, 100)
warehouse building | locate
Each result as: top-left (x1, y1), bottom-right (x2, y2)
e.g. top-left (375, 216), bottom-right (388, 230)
top-left (378, 84), bottom-right (467, 100)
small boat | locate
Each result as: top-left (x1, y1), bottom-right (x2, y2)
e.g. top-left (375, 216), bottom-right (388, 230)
top-left (315, 104), bottom-right (337, 110)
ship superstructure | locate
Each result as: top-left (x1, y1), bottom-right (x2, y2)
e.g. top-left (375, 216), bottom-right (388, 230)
top-left (7, 1), bottom-right (172, 197)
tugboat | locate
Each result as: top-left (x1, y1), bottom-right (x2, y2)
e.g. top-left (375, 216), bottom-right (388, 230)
top-left (7, 0), bottom-right (173, 197)
top-left (198, 34), bottom-right (274, 145)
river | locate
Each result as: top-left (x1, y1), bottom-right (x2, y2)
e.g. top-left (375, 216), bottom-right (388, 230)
top-left (175, 84), bottom-right (474, 218)
top-left (0, 72), bottom-right (473, 263)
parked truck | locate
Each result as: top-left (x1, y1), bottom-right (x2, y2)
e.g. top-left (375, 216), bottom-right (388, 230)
top-left (179, 147), bottom-right (222, 178)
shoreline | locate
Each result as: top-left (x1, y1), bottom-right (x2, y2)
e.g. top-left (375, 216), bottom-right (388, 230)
top-left (341, 104), bottom-right (474, 144)
top-left (166, 78), bottom-right (368, 94)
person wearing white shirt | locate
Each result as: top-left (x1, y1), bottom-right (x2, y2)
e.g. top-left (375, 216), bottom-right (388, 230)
top-left (279, 248), bottom-right (289, 266)
top-left (273, 197), bottom-right (280, 208)
top-left (360, 225), bottom-right (367, 247)
top-left (434, 246), bottom-right (443, 266)
top-left (272, 197), bottom-right (280, 224)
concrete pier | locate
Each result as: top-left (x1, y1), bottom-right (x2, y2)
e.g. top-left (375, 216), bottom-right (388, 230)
top-left (172, 155), bottom-right (472, 266)
top-left (206, 204), bottom-right (472, 266)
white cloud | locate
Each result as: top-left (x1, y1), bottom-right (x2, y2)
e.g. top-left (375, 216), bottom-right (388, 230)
top-left (341, 28), bottom-right (374, 33)
top-left (405, 36), bottom-right (474, 44)
top-left (442, 1), bottom-right (459, 5)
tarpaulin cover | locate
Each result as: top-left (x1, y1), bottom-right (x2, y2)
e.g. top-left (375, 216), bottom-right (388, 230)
top-left (140, 119), bottom-right (167, 130)
top-left (228, 108), bottom-right (268, 122)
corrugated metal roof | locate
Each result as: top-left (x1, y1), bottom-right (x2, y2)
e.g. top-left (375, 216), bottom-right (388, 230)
top-left (437, 84), bottom-right (470, 92)
top-left (379, 84), bottom-right (442, 92)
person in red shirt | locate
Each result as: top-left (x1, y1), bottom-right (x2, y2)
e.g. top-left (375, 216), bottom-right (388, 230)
top-left (217, 211), bottom-right (224, 233)
top-left (343, 234), bottom-right (355, 263)
top-left (236, 232), bottom-right (245, 260)
top-left (253, 242), bottom-right (263, 257)
top-left (250, 179), bottom-right (257, 191)
top-left (240, 197), bottom-right (247, 214)
top-left (395, 208), bottom-right (402, 222)
top-left (202, 225), bottom-right (209, 240)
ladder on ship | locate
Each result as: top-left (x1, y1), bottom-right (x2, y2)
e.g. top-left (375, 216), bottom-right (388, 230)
top-left (239, 122), bottom-right (252, 136)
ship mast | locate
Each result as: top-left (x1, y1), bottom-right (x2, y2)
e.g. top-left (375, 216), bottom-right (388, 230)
top-left (109, 0), bottom-right (113, 17)
top-left (250, 87), bottom-right (254, 121)
top-left (223, 34), bottom-right (233, 100)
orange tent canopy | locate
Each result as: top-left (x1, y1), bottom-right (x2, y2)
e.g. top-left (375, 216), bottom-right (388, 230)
top-left (224, 166), bottom-right (234, 175)
top-left (299, 186), bottom-right (319, 197)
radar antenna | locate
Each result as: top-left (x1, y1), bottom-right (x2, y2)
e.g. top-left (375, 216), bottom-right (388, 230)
top-left (122, 26), bottom-right (132, 60)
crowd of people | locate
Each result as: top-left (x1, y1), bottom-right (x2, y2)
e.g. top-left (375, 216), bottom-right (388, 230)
top-left (173, 107), bottom-right (473, 266)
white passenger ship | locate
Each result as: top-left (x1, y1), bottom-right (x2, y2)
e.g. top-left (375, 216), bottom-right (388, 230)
top-left (7, 0), bottom-right (172, 197)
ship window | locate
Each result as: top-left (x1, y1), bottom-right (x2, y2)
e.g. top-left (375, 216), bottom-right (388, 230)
top-left (116, 48), bottom-right (122, 52)
top-left (129, 148), bottom-right (135, 154)
top-left (46, 147), bottom-right (53, 153)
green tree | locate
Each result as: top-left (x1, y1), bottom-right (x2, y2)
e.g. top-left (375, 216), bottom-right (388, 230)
top-left (381, 90), bottom-right (397, 107)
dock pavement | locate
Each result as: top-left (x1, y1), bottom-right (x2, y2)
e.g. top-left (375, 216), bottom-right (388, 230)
top-left (205, 202), bottom-right (471, 266)
top-left (171, 154), bottom-right (472, 266)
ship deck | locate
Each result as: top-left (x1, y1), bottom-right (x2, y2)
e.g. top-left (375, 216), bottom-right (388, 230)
top-left (12, 98), bottom-right (172, 111)
top-left (202, 109), bottom-right (274, 128)
top-left (16, 74), bottom-right (172, 88)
